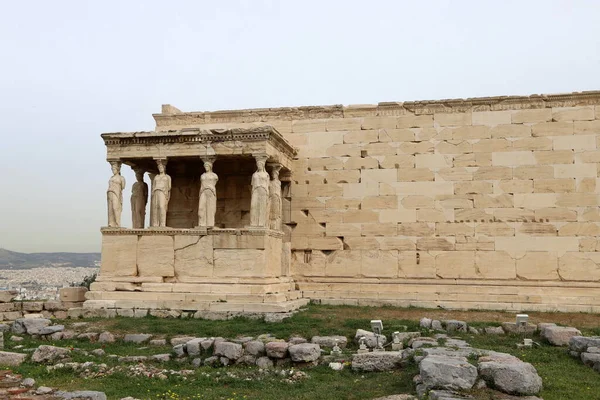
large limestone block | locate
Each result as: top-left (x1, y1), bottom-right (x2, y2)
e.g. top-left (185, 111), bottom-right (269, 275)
top-left (174, 235), bottom-right (213, 278)
top-left (420, 355), bottom-right (477, 391)
top-left (435, 251), bottom-right (477, 279)
top-left (512, 137), bottom-right (553, 151)
top-left (213, 249), bottom-right (265, 278)
top-left (511, 108), bottom-right (551, 123)
top-left (137, 236), bottom-right (174, 277)
top-left (362, 250), bottom-right (398, 278)
top-left (398, 251), bottom-right (435, 278)
top-left (473, 111), bottom-right (512, 126)
top-left (552, 106), bottom-right (595, 121)
top-left (490, 124), bottom-right (531, 138)
top-left (290, 251), bottom-right (325, 277)
top-left (325, 250), bottom-right (361, 277)
top-left (554, 163), bottom-right (596, 178)
top-left (558, 253), bottom-right (600, 281)
top-left (516, 252), bottom-right (559, 280)
top-left (492, 151), bottom-right (536, 166)
top-left (532, 121), bottom-right (573, 137)
top-left (397, 114), bottom-right (433, 128)
top-left (478, 360), bottom-right (542, 396)
top-left (100, 235), bottom-right (137, 277)
top-left (541, 326), bottom-right (581, 346)
top-left (496, 237), bottom-right (578, 258)
top-left (553, 135), bottom-right (596, 151)
top-left (352, 351), bottom-right (404, 372)
top-left (213, 234), bottom-right (265, 249)
top-left (534, 150), bottom-right (574, 164)
top-left (475, 251), bottom-right (516, 279)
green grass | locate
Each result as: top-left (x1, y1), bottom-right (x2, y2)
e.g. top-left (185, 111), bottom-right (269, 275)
top-left (3, 304), bottom-right (600, 400)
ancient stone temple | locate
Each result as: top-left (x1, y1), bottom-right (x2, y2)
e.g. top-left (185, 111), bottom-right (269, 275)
top-left (88, 91), bottom-right (600, 314)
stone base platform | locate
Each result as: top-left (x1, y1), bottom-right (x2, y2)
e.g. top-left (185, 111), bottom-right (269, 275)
top-left (86, 276), bottom-right (308, 313)
top-left (299, 279), bottom-right (600, 313)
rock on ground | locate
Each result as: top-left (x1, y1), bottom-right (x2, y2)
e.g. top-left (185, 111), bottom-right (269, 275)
top-left (98, 332), bottom-right (115, 343)
top-left (12, 318), bottom-right (51, 335)
top-left (443, 320), bottom-right (468, 333)
top-left (478, 359), bottom-right (542, 395)
top-left (123, 334), bottom-right (152, 343)
top-left (0, 351), bottom-right (27, 366)
top-left (541, 326), bottom-right (581, 346)
top-left (56, 390), bottom-right (107, 400)
top-left (311, 335), bottom-right (348, 348)
top-left (244, 340), bottom-right (265, 356)
top-left (370, 395), bottom-right (417, 400)
top-left (265, 341), bottom-right (289, 359)
top-left (420, 317), bottom-right (433, 329)
top-left (351, 351), bottom-right (404, 372)
top-left (256, 356), bottom-right (274, 369)
top-left (213, 341), bottom-right (243, 360)
top-left (288, 343), bottom-right (321, 362)
top-left (355, 329), bottom-right (386, 348)
top-left (31, 345), bottom-right (70, 363)
top-left (569, 336), bottom-right (600, 353)
top-left (419, 355), bottom-right (477, 391)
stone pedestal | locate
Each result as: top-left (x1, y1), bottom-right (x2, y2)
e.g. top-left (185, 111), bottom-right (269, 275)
top-left (85, 228), bottom-right (305, 314)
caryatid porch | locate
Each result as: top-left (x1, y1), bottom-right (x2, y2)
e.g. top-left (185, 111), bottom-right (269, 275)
top-left (87, 126), bottom-right (308, 314)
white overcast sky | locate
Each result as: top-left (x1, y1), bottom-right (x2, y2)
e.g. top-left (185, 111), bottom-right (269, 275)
top-left (0, 0), bottom-right (599, 253)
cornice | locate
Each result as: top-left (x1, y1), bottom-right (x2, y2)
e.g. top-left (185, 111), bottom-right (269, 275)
top-left (152, 90), bottom-right (600, 124)
top-left (101, 126), bottom-right (297, 157)
top-left (101, 227), bottom-right (284, 238)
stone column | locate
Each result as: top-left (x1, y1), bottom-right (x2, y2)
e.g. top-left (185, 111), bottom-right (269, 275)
top-left (150, 158), bottom-right (171, 227)
top-left (268, 163), bottom-right (282, 230)
top-left (106, 160), bottom-right (125, 227)
top-left (250, 155), bottom-right (270, 227)
top-left (198, 157), bottom-right (218, 227)
top-left (130, 166), bottom-right (148, 229)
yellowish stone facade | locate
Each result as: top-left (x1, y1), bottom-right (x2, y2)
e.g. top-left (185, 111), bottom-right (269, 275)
top-left (90, 91), bottom-right (600, 313)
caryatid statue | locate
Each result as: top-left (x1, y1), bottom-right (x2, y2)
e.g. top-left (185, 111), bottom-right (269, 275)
top-left (250, 156), bottom-right (270, 227)
top-left (151, 159), bottom-right (171, 227)
top-left (130, 167), bottom-right (148, 229)
top-left (148, 172), bottom-right (156, 226)
top-left (106, 161), bottom-right (126, 228)
top-left (268, 164), bottom-right (282, 230)
top-left (198, 159), bottom-right (218, 227)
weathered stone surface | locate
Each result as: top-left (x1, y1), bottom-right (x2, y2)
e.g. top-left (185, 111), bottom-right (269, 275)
top-left (354, 329), bottom-right (386, 348)
top-left (541, 326), bottom-right (581, 346)
top-left (213, 341), bottom-right (243, 360)
top-left (431, 320), bottom-right (444, 331)
top-left (123, 334), bottom-right (152, 343)
top-left (98, 332), bottom-right (115, 343)
top-left (370, 395), bottom-right (417, 400)
top-left (478, 360), bottom-right (543, 395)
top-left (0, 351), bottom-right (27, 366)
top-left (151, 354), bottom-right (171, 362)
top-left (351, 351), bottom-right (404, 372)
top-left (0, 290), bottom-right (18, 303)
top-left (31, 345), bottom-right (70, 363)
top-left (171, 336), bottom-right (197, 346)
top-left (256, 356), bottom-right (274, 369)
top-left (265, 341), bottom-right (289, 358)
top-left (443, 320), bottom-right (467, 333)
top-left (311, 335), bottom-right (347, 348)
top-left (185, 338), bottom-right (207, 356)
top-left (419, 355), bottom-right (477, 391)
top-left (581, 352), bottom-right (600, 366)
top-left (38, 325), bottom-right (65, 335)
top-left (485, 327), bottom-right (505, 335)
top-left (288, 343), bottom-right (321, 362)
top-left (12, 318), bottom-right (51, 335)
top-left (569, 336), bottom-right (600, 353)
top-left (420, 317), bottom-right (432, 329)
top-left (244, 340), bottom-right (265, 356)
top-left (56, 391), bottom-right (107, 400)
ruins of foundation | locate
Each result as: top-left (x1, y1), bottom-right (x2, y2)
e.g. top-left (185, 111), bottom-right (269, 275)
top-left (87, 90), bottom-right (600, 315)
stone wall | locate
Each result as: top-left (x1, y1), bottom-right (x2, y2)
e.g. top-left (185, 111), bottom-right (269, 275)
top-left (152, 92), bottom-right (600, 312)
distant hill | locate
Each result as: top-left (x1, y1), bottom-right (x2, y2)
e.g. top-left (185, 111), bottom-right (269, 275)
top-left (0, 248), bottom-right (100, 269)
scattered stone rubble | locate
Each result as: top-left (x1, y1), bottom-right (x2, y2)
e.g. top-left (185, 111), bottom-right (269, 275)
top-left (1, 312), bottom-right (599, 399)
top-left (568, 336), bottom-right (600, 373)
